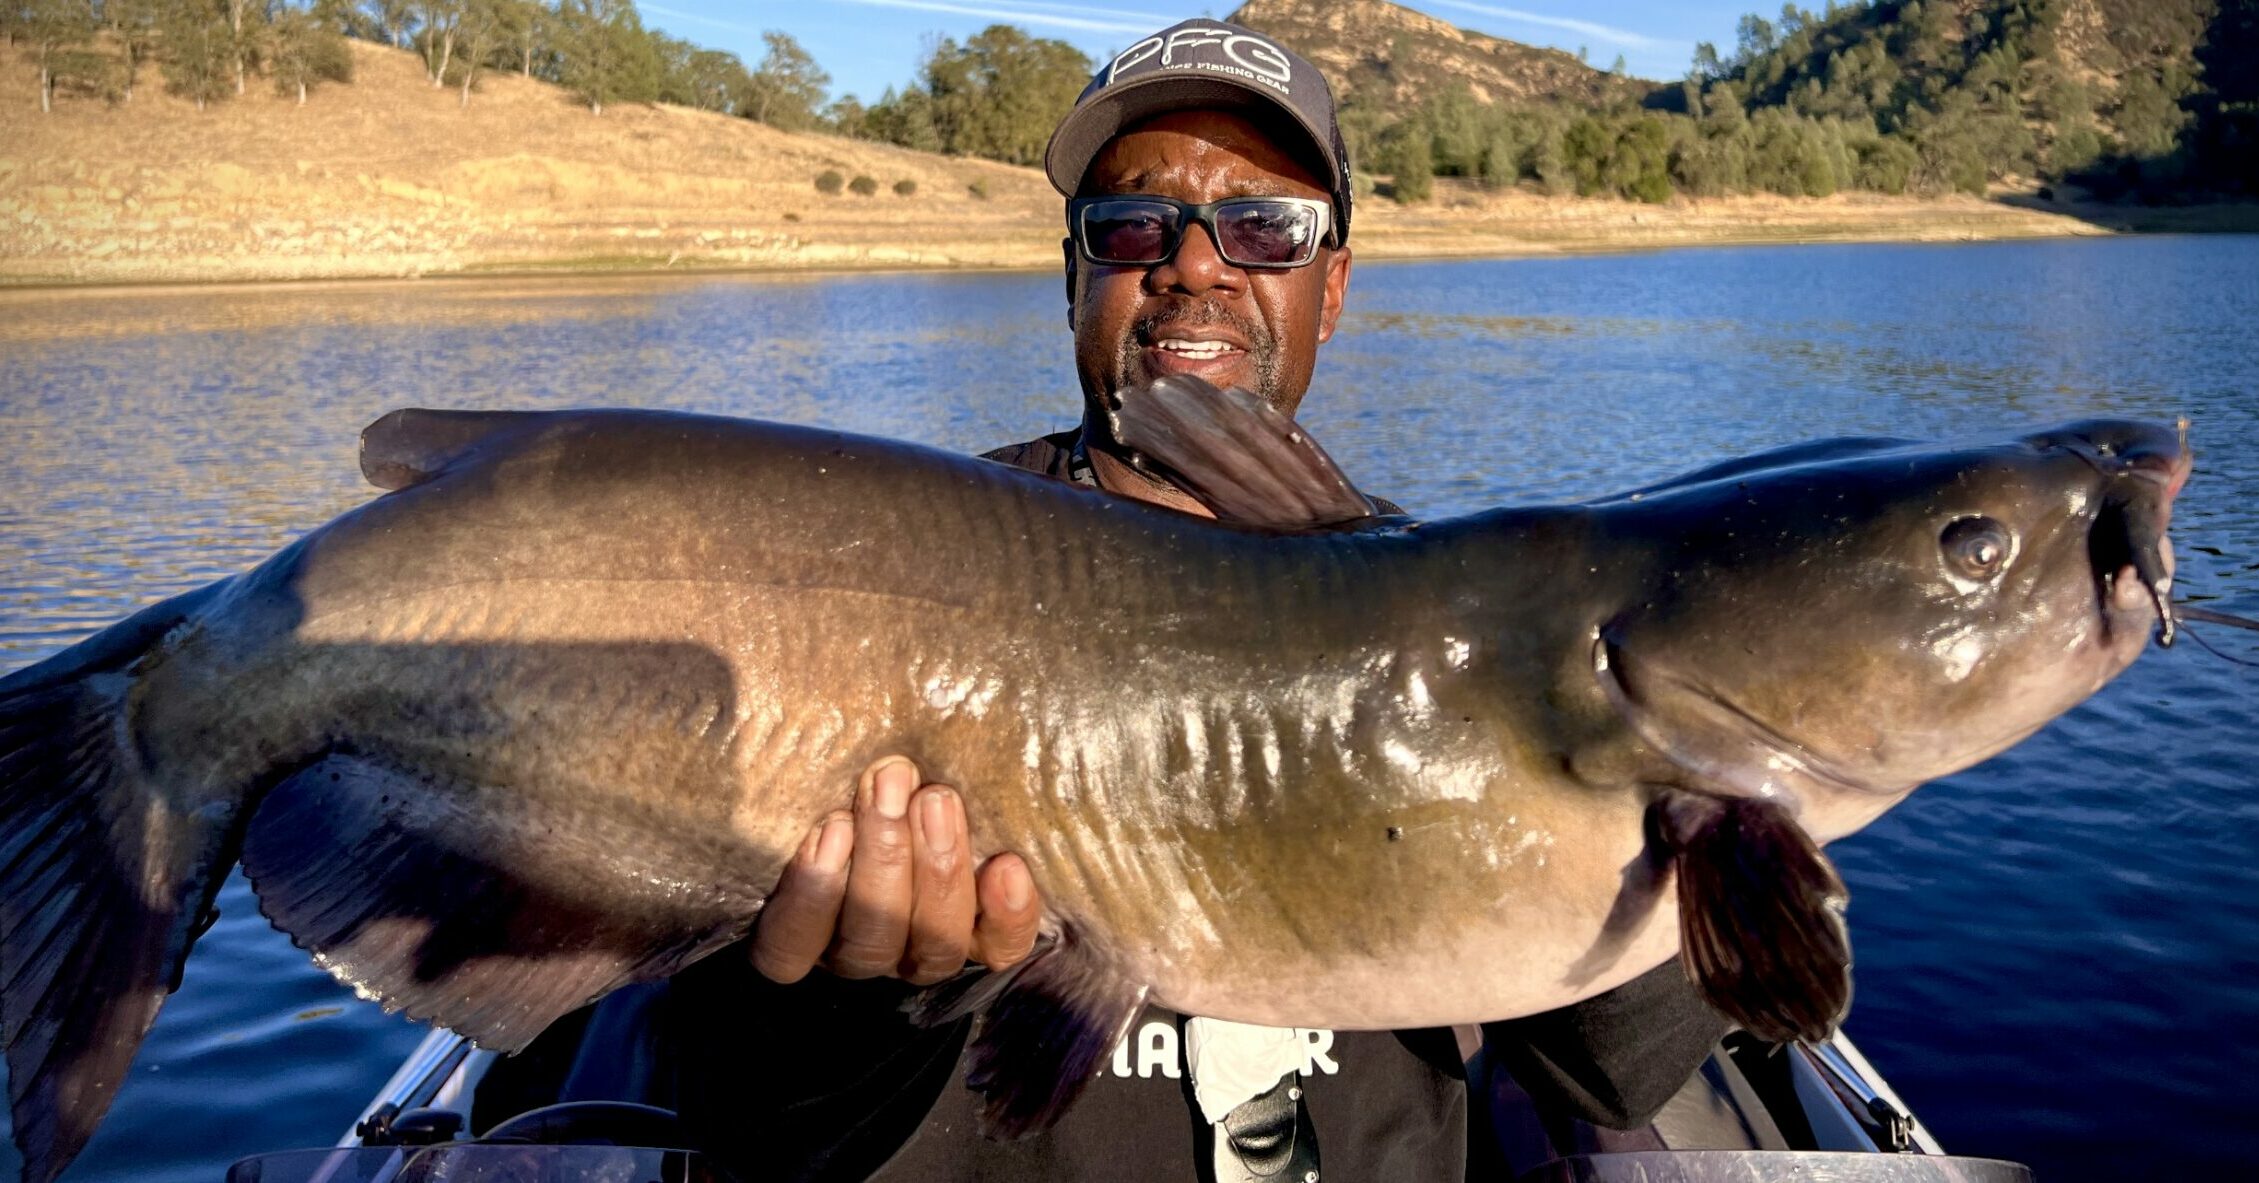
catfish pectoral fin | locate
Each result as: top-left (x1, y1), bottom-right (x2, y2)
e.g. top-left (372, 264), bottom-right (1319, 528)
top-left (908, 931), bottom-right (1148, 1138)
top-left (1659, 790), bottom-right (1851, 1044)
top-left (240, 754), bottom-right (756, 1053)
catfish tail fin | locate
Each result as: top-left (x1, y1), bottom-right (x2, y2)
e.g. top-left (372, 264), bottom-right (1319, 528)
top-left (2, 586), bottom-right (238, 1183)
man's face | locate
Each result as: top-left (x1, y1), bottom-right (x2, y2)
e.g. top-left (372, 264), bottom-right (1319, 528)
top-left (1068, 109), bottom-right (1352, 421)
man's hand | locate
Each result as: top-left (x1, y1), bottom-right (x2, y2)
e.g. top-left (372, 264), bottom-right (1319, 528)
top-left (751, 756), bottom-right (1043, 986)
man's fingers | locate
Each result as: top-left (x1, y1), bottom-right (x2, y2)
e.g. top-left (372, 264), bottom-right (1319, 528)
top-left (828, 757), bottom-right (920, 978)
top-left (971, 852), bottom-right (1042, 971)
top-left (900, 786), bottom-right (976, 985)
top-left (749, 812), bottom-right (854, 984)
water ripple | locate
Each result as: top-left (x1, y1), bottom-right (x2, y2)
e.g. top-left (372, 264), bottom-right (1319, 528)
top-left (2, 238), bottom-right (2256, 1180)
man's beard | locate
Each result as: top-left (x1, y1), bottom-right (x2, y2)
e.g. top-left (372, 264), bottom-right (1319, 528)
top-left (1113, 303), bottom-right (1284, 411)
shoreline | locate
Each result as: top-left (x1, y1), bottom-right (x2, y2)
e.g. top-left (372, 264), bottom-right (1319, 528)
top-left (11, 200), bottom-right (2252, 300)
top-left (9, 39), bottom-right (2256, 297)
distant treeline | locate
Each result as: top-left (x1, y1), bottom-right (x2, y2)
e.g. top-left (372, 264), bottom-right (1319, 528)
top-left (11, 0), bottom-right (2250, 205)
top-left (7, 0), bottom-right (1099, 168)
top-left (5, 0), bottom-right (835, 118)
top-left (1356, 0), bottom-right (2255, 203)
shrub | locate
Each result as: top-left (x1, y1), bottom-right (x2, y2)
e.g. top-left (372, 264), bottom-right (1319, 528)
top-left (967, 178), bottom-right (990, 200)
top-left (849, 174), bottom-right (879, 196)
top-left (893, 178), bottom-right (917, 196)
top-left (814, 170), bottom-right (844, 195)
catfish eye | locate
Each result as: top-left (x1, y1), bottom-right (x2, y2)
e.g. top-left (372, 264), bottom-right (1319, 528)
top-left (1941, 515), bottom-right (2014, 579)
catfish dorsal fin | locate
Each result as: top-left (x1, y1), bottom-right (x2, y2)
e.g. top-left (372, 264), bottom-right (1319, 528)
top-left (359, 408), bottom-right (555, 491)
top-left (1108, 375), bottom-right (1379, 531)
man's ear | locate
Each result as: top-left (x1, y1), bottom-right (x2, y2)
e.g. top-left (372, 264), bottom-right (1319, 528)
top-left (1316, 244), bottom-right (1353, 344)
top-left (1062, 237), bottom-right (1077, 328)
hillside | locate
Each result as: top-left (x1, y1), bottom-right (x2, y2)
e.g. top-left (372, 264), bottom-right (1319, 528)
top-left (0, 38), bottom-right (1062, 285)
top-left (1688, 0), bottom-right (2256, 197)
top-left (0, 33), bottom-right (2122, 288)
top-left (1226, 0), bottom-right (1655, 110)
top-left (1216, 0), bottom-right (2253, 206)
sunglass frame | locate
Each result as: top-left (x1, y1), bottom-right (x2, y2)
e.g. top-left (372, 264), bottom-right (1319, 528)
top-left (1068, 195), bottom-right (1333, 270)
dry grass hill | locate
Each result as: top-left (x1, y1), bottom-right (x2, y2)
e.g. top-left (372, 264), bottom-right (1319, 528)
top-left (1, 38), bottom-right (1062, 285)
top-left (1228, 0), bottom-right (1655, 109)
top-left (0, 34), bottom-right (2112, 288)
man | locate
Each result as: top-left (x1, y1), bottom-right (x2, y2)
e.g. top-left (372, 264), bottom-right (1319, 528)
top-left (491, 19), bottom-right (1724, 1180)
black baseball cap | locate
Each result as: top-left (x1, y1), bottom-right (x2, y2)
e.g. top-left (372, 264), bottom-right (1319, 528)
top-left (1044, 19), bottom-right (1353, 247)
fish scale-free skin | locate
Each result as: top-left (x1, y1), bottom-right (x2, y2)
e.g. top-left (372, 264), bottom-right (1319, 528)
top-left (125, 417), bottom-right (1669, 1029)
top-left (2, 407), bottom-right (2186, 1183)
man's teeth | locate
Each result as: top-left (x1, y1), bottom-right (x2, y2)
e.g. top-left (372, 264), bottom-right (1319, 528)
top-left (1155, 339), bottom-right (1236, 359)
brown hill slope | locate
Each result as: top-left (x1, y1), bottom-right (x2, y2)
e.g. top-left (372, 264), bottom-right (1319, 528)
top-left (0, 34), bottom-right (2111, 288)
top-left (0, 38), bottom-right (1061, 284)
top-left (1227, 0), bottom-right (1655, 110)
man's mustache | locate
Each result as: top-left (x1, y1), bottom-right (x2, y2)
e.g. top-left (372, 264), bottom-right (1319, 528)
top-left (1131, 303), bottom-right (1271, 349)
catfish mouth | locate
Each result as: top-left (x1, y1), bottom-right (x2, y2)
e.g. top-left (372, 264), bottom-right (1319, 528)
top-left (2088, 462), bottom-right (2187, 652)
top-left (1593, 630), bottom-right (1894, 807)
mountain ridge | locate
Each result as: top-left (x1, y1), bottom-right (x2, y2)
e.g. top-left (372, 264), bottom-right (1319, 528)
top-left (1226, 0), bottom-right (1656, 111)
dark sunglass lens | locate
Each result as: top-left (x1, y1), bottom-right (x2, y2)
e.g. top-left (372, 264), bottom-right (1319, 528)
top-left (1082, 201), bottom-right (1176, 263)
top-left (1216, 202), bottom-right (1319, 266)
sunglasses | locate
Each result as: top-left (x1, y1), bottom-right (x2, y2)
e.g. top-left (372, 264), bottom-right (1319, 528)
top-left (1070, 195), bottom-right (1332, 270)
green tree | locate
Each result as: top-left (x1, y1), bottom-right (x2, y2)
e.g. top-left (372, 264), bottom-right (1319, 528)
top-left (163, 2), bottom-right (235, 110)
top-left (1371, 120), bottom-right (1433, 202)
top-left (559, 0), bottom-right (657, 115)
top-left (1423, 85), bottom-right (1486, 177)
top-left (363, 0), bottom-right (417, 50)
top-left (415, 0), bottom-right (462, 87)
top-left (110, 0), bottom-right (163, 102)
top-left (668, 47), bottom-right (748, 114)
top-left (270, 5), bottom-right (353, 105)
top-left (921, 25), bottom-right (1089, 165)
top-left (23, 0), bottom-right (97, 113)
top-left (864, 84), bottom-right (941, 152)
top-left (825, 93), bottom-right (867, 137)
top-left (2114, 67), bottom-right (2193, 158)
top-left (224, 0), bottom-right (266, 97)
top-left (1670, 126), bottom-right (1750, 196)
top-left (741, 29), bottom-right (827, 129)
top-left (449, 0), bottom-right (513, 106)
top-left (502, 0), bottom-right (548, 78)
top-left (1851, 133), bottom-right (1916, 193)
top-left (1561, 115), bottom-right (1610, 196)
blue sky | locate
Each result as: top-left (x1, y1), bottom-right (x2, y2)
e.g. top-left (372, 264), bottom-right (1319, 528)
top-left (638, 1), bottom-right (1756, 105)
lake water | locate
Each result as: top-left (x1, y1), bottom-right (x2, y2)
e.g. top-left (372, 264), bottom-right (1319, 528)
top-left (2, 236), bottom-right (2255, 1181)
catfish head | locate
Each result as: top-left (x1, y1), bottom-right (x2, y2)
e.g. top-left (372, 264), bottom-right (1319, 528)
top-left (1593, 418), bottom-right (2190, 843)
top-left (1577, 419), bottom-right (2188, 1044)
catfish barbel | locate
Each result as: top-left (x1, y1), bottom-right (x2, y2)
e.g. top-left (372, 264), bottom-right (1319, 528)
top-left (0, 379), bottom-right (2195, 1182)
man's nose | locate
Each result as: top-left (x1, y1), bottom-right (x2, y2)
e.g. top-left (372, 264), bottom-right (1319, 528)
top-left (1145, 222), bottom-right (1246, 298)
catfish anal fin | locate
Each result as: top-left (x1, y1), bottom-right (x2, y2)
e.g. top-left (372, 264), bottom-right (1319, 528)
top-left (240, 755), bottom-right (755, 1053)
top-left (1660, 790), bottom-right (1850, 1044)
top-left (907, 931), bottom-right (1147, 1137)
top-left (1110, 376), bottom-right (1378, 531)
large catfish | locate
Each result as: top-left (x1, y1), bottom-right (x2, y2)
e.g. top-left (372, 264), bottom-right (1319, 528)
top-left (0, 379), bottom-right (2191, 1182)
